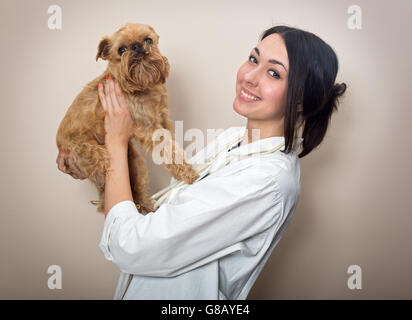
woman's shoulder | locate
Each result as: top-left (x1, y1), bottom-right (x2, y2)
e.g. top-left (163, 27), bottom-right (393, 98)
top-left (262, 152), bottom-right (301, 203)
top-left (231, 149), bottom-right (301, 202)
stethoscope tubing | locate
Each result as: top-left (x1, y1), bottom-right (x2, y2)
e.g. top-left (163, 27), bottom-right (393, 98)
top-left (151, 136), bottom-right (285, 210)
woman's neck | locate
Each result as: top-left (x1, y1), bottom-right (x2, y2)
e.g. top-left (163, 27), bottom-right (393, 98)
top-left (240, 119), bottom-right (284, 147)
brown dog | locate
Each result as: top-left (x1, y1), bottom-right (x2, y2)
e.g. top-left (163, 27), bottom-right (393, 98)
top-left (56, 23), bottom-right (199, 214)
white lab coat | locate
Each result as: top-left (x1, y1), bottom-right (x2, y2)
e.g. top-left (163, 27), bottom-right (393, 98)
top-left (99, 126), bottom-right (303, 300)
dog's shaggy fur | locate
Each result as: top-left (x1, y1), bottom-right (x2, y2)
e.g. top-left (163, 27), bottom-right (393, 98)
top-left (56, 23), bottom-right (199, 214)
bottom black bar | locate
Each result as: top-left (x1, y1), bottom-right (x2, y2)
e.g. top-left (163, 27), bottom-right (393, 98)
top-left (0, 300), bottom-right (411, 319)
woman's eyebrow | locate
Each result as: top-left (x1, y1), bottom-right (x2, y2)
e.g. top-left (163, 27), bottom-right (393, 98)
top-left (253, 47), bottom-right (287, 72)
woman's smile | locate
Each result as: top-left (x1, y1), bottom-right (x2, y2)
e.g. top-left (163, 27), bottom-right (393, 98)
top-left (239, 88), bottom-right (261, 102)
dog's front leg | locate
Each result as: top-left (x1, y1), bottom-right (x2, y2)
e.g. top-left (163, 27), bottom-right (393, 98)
top-left (163, 137), bottom-right (200, 184)
top-left (133, 125), bottom-right (200, 184)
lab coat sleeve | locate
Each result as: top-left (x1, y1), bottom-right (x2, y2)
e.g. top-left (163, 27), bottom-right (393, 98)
top-left (98, 164), bottom-right (285, 277)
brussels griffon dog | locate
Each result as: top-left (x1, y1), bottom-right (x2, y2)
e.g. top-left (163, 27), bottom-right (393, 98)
top-left (56, 23), bottom-right (199, 214)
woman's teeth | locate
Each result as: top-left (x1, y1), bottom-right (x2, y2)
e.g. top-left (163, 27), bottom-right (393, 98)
top-left (240, 89), bottom-right (260, 101)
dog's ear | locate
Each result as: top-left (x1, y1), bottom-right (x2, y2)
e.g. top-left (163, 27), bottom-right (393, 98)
top-left (96, 36), bottom-right (112, 61)
top-left (159, 56), bottom-right (170, 83)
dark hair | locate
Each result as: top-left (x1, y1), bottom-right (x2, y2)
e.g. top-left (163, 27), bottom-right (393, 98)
top-left (260, 25), bottom-right (347, 158)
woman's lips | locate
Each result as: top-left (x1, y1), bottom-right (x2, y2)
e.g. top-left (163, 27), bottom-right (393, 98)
top-left (239, 88), bottom-right (261, 102)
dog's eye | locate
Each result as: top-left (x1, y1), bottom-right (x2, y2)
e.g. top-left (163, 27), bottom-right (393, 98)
top-left (118, 46), bottom-right (127, 56)
top-left (144, 38), bottom-right (153, 45)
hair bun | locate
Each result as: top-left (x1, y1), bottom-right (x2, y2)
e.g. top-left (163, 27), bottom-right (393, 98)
top-left (332, 82), bottom-right (347, 98)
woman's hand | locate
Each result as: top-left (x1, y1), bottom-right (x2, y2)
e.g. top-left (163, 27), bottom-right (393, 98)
top-left (98, 77), bottom-right (134, 149)
top-left (56, 147), bottom-right (87, 179)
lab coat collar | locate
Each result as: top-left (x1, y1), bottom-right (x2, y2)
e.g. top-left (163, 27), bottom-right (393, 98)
top-left (225, 126), bottom-right (303, 157)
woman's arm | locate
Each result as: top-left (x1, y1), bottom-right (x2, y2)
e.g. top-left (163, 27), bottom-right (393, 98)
top-left (104, 143), bottom-right (133, 217)
top-left (97, 77), bottom-right (135, 217)
top-left (99, 162), bottom-right (286, 277)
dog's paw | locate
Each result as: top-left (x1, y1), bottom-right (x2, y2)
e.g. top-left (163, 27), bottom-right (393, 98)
top-left (91, 200), bottom-right (105, 214)
top-left (182, 171), bottom-right (200, 184)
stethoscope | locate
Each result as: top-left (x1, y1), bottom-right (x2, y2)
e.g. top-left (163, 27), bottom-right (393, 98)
top-left (151, 136), bottom-right (286, 210)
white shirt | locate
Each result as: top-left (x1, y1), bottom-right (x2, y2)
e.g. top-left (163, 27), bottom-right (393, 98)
top-left (98, 126), bottom-right (303, 300)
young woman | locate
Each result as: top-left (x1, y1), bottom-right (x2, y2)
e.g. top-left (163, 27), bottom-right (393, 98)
top-left (56, 25), bottom-right (346, 299)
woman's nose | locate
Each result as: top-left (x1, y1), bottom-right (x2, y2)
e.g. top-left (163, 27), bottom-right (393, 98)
top-left (243, 69), bottom-right (259, 86)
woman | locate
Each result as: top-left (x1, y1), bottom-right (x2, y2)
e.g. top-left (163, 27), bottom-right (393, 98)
top-left (56, 25), bottom-right (346, 299)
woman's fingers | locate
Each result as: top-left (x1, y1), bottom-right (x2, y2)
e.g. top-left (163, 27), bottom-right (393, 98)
top-left (104, 77), bottom-right (113, 116)
top-left (98, 82), bottom-right (108, 113)
top-left (114, 80), bottom-right (121, 96)
top-left (99, 77), bottom-right (125, 115)
top-left (56, 149), bottom-right (67, 173)
top-left (108, 78), bottom-right (121, 112)
top-left (71, 172), bottom-right (79, 179)
top-left (98, 77), bottom-right (132, 145)
top-left (56, 147), bottom-right (86, 179)
top-left (114, 81), bottom-right (127, 110)
top-left (67, 155), bottom-right (87, 180)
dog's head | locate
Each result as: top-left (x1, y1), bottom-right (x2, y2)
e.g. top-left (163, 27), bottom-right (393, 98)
top-left (96, 23), bottom-right (170, 92)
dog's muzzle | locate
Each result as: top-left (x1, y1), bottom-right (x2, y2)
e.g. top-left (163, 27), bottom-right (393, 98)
top-left (131, 42), bottom-right (147, 57)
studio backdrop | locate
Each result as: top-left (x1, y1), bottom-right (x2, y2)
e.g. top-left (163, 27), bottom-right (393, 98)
top-left (0, 0), bottom-right (410, 299)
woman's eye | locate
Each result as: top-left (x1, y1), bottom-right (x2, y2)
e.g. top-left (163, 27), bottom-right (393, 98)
top-left (144, 37), bottom-right (153, 44)
top-left (269, 69), bottom-right (280, 79)
top-left (118, 46), bottom-right (127, 56)
top-left (248, 55), bottom-right (257, 63)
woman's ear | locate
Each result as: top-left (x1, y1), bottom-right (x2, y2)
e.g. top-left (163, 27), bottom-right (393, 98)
top-left (296, 102), bottom-right (303, 113)
top-left (296, 102), bottom-right (305, 128)
top-left (96, 36), bottom-right (112, 61)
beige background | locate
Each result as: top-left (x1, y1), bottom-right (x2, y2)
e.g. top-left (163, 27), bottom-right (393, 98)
top-left (0, 0), bottom-right (410, 299)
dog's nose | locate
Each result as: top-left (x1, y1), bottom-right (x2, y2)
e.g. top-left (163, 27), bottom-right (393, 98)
top-left (131, 42), bottom-right (144, 53)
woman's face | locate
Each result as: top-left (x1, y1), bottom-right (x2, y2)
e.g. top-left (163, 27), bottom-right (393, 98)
top-left (233, 33), bottom-right (289, 122)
